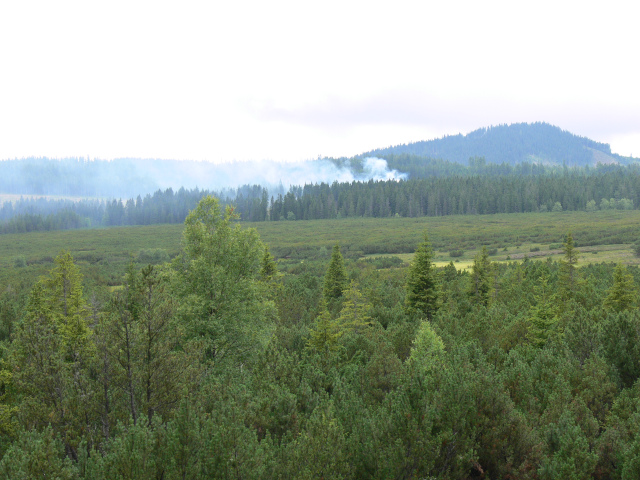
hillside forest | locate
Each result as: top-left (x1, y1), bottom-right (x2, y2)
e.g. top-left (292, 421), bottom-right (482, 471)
top-left (1, 194), bottom-right (640, 478)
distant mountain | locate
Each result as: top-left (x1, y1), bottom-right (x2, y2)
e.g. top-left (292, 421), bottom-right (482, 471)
top-left (365, 122), bottom-right (623, 167)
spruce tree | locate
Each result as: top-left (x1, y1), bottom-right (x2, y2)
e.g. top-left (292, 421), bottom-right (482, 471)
top-left (323, 244), bottom-right (348, 301)
top-left (405, 233), bottom-right (439, 320)
top-left (604, 263), bottom-right (637, 313)
top-left (527, 273), bottom-right (559, 347)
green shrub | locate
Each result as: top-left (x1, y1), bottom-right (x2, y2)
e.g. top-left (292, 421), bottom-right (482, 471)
top-left (136, 248), bottom-right (170, 265)
top-left (487, 248), bottom-right (498, 256)
top-left (13, 255), bottom-right (27, 268)
top-left (530, 246), bottom-right (540, 252)
top-left (362, 256), bottom-right (404, 269)
top-left (449, 249), bottom-right (464, 258)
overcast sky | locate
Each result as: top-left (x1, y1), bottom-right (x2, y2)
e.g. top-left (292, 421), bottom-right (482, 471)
top-left (1, 0), bottom-right (638, 162)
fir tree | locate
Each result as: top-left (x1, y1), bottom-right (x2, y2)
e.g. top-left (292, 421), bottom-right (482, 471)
top-left (405, 233), bottom-right (440, 319)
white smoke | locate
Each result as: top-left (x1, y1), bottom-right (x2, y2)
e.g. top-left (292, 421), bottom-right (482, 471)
top-left (355, 157), bottom-right (408, 182)
top-left (143, 156), bottom-right (407, 193)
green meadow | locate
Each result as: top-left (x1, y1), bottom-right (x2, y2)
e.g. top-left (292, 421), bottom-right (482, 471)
top-left (2, 210), bottom-right (639, 287)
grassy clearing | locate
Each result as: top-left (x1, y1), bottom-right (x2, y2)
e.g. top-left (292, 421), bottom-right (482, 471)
top-left (249, 210), bottom-right (640, 258)
top-left (1, 210), bottom-right (640, 287)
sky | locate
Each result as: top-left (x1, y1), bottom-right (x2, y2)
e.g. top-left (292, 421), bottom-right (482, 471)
top-left (1, 0), bottom-right (639, 163)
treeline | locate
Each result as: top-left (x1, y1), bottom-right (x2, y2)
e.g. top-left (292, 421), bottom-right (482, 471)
top-left (3, 198), bottom-right (640, 477)
top-left (3, 164), bottom-right (640, 234)
top-left (0, 186), bottom-right (267, 234)
top-left (269, 167), bottom-right (640, 220)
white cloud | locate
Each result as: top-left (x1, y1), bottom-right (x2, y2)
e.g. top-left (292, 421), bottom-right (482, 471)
top-left (0, 0), bottom-right (638, 161)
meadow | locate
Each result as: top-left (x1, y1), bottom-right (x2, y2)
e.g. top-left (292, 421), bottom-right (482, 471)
top-left (1, 209), bottom-right (639, 288)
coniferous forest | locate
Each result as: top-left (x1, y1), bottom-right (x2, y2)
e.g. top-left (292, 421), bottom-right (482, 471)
top-left (2, 124), bottom-right (640, 478)
top-left (1, 194), bottom-right (640, 478)
top-left (2, 161), bottom-right (640, 234)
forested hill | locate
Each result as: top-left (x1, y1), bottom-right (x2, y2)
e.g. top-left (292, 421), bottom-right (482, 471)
top-left (367, 122), bottom-right (621, 166)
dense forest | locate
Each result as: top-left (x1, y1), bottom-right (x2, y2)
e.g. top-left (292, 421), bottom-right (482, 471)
top-left (368, 122), bottom-right (626, 166)
top-left (2, 163), bottom-right (640, 234)
top-left (2, 196), bottom-right (640, 478)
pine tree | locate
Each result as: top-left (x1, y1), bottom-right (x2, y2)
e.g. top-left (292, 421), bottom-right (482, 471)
top-left (405, 233), bottom-right (439, 319)
top-left (337, 280), bottom-right (372, 334)
top-left (323, 244), bottom-right (348, 301)
top-left (604, 263), bottom-right (637, 313)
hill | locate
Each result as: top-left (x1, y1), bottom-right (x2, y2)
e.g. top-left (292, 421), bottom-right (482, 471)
top-left (365, 122), bottom-right (622, 166)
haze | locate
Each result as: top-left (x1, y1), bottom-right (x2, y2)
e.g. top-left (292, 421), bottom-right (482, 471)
top-left (1, 0), bottom-right (638, 162)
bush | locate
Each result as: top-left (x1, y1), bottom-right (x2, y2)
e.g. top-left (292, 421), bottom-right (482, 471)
top-left (136, 248), bottom-right (170, 265)
top-left (487, 248), bottom-right (498, 256)
top-left (449, 249), bottom-right (464, 258)
top-left (530, 247), bottom-right (540, 252)
top-left (362, 256), bottom-right (404, 269)
top-left (634, 241), bottom-right (640, 258)
top-left (13, 256), bottom-right (26, 268)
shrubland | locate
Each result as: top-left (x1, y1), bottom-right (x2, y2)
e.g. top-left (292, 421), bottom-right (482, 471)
top-left (1, 198), bottom-right (640, 478)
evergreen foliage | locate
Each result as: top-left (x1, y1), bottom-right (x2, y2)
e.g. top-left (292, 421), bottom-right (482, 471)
top-left (559, 233), bottom-right (580, 300)
top-left (259, 247), bottom-right (277, 281)
top-left (468, 246), bottom-right (492, 306)
top-left (4, 161), bottom-right (640, 234)
top-left (405, 233), bottom-right (439, 319)
top-left (336, 280), bottom-right (372, 334)
top-left (527, 273), bottom-right (559, 347)
top-left (323, 244), bottom-right (347, 301)
top-left (368, 122), bottom-right (614, 166)
top-left (5, 197), bottom-right (640, 477)
top-left (307, 300), bottom-right (342, 354)
top-left (603, 263), bottom-right (637, 312)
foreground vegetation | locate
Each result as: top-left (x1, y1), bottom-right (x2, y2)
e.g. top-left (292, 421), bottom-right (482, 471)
top-left (1, 198), bottom-right (640, 478)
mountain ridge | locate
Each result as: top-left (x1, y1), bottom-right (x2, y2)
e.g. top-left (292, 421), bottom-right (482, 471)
top-left (362, 122), bottom-right (625, 167)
